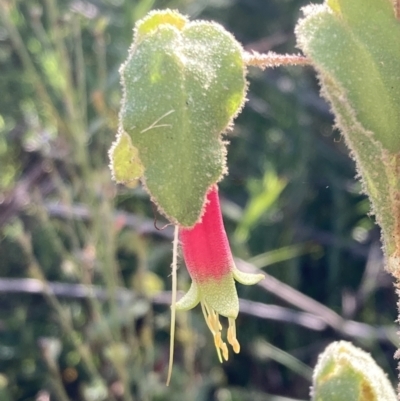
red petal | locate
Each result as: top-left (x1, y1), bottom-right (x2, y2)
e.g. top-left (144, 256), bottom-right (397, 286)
top-left (180, 185), bottom-right (233, 281)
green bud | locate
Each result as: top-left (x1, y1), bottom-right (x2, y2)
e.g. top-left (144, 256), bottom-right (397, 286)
top-left (312, 341), bottom-right (396, 401)
top-left (109, 10), bottom-right (247, 227)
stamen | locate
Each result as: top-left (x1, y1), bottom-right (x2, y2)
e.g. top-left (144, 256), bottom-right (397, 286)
top-left (211, 311), bottom-right (221, 333)
top-left (227, 318), bottom-right (240, 354)
top-left (201, 301), bottom-right (230, 362)
top-left (214, 332), bottom-right (222, 347)
top-left (200, 303), bottom-right (242, 360)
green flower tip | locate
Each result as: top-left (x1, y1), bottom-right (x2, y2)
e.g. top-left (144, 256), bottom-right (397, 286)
top-left (175, 268), bottom-right (263, 362)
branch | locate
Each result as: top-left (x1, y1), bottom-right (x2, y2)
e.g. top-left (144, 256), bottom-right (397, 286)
top-left (0, 278), bottom-right (394, 342)
top-left (8, 200), bottom-right (392, 342)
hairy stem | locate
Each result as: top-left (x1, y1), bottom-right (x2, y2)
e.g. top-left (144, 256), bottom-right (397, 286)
top-left (243, 51), bottom-right (311, 69)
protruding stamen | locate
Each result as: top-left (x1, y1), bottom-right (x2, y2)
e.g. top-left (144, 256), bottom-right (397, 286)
top-left (221, 342), bottom-right (229, 361)
top-left (209, 308), bottom-right (222, 333)
top-left (201, 302), bottom-right (241, 360)
top-left (228, 318), bottom-right (240, 354)
top-left (201, 303), bottom-right (214, 333)
top-left (214, 332), bottom-right (222, 347)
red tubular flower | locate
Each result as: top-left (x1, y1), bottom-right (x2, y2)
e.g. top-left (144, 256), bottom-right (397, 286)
top-left (176, 185), bottom-right (264, 361)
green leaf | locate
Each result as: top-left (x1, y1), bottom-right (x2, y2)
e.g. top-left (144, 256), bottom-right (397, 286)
top-left (111, 10), bottom-right (247, 227)
top-left (295, 0), bottom-right (400, 275)
top-left (297, 0), bottom-right (400, 151)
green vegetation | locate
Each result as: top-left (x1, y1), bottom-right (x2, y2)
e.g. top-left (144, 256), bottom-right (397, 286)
top-left (0, 0), bottom-right (397, 400)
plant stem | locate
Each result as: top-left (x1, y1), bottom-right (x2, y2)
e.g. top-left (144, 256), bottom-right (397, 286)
top-left (244, 51), bottom-right (311, 69)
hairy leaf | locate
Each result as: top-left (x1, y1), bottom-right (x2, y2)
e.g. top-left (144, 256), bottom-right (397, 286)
top-left (296, 0), bottom-right (400, 275)
top-left (110, 10), bottom-right (247, 227)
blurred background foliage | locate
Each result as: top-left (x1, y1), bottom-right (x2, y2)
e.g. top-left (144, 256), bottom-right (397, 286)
top-left (0, 0), bottom-right (397, 400)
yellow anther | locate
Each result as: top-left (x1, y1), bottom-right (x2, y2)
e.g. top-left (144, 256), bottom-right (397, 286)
top-left (227, 318), bottom-right (240, 353)
top-left (231, 339), bottom-right (240, 353)
top-left (201, 303), bottom-right (241, 361)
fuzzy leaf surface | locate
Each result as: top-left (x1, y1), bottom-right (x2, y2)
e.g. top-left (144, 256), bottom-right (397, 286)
top-left (296, 0), bottom-right (400, 274)
top-left (113, 10), bottom-right (246, 227)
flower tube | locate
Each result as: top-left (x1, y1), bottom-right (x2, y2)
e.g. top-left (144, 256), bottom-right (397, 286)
top-left (176, 185), bottom-right (264, 361)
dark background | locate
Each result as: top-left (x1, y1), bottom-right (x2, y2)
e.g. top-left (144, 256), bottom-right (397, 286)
top-left (0, 0), bottom-right (396, 400)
